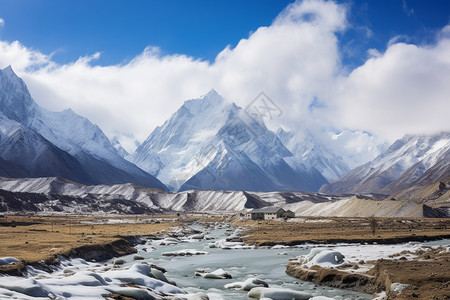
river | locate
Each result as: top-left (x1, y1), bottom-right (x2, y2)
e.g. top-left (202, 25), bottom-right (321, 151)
top-left (118, 223), bottom-right (372, 299)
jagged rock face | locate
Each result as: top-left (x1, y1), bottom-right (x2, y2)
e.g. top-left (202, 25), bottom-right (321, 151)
top-left (320, 132), bottom-right (450, 194)
top-left (0, 66), bottom-right (166, 190)
top-left (0, 66), bottom-right (38, 124)
top-left (131, 89), bottom-right (328, 192)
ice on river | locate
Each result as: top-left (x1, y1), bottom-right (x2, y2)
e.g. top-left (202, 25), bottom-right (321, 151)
top-left (0, 261), bottom-right (184, 299)
top-left (1, 223), bottom-right (443, 300)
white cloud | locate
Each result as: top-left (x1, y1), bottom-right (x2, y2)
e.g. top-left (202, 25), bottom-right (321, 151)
top-left (0, 18), bottom-right (4, 27)
top-left (0, 0), bottom-right (346, 151)
top-left (0, 40), bottom-right (52, 71)
top-left (330, 31), bottom-right (450, 141)
top-left (0, 0), bottom-right (449, 152)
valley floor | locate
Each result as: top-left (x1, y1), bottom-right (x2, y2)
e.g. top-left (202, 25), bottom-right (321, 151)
top-left (0, 214), bottom-right (180, 272)
top-left (1, 214), bottom-right (449, 299)
top-left (235, 216), bottom-right (450, 245)
top-left (236, 217), bottom-right (450, 299)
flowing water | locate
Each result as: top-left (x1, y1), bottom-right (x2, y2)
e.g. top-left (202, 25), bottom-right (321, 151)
top-left (1, 222), bottom-right (447, 299)
top-left (119, 224), bottom-right (373, 299)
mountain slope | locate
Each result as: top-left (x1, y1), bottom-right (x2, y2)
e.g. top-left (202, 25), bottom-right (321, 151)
top-left (320, 132), bottom-right (450, 194)
top-left (0, 176), bottom-right (445, 217)
top-left (131, 90), bottom-right (327, 192)
top-left (0, 125), bottom-right (97, 184)
top-left (0, 66), bottom-right (166, 190)
top-left (277, 128), bottom-right (350, 181)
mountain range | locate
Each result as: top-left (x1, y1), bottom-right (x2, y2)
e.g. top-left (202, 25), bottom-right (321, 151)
top-left (0, 66), bottom-right (166, 190)
top-left (0, 175), bottom-right (446, 218)
top-left (0, 66), bottom-right (449, 200)
top-left (130, 89), bottom-right (339, 192)
top-left (320, 132), bottom-right (450, 195)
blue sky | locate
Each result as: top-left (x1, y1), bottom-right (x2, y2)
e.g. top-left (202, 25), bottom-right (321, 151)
top-left (0, 0), bottom-right (449, 150)
top-left (0, 0), bottom-right (448, 68)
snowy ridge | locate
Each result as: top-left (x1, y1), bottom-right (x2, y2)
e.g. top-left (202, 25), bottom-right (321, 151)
top-left (0, 176), bottom-right (340, 213)
top-left (277, 128), bottom-right (350, 181)
top-left (131, 89), bottom-right (328, 192)
top-left (320, 132), bottom-right (450, 194)
top-left (1, 176), bottom-right (445, 217)
top-left (0, 66), bottom-right (166, 190)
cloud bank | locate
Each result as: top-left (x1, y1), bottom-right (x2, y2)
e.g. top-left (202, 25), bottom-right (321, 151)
top-left (0, 0), bottom-right (449, 152)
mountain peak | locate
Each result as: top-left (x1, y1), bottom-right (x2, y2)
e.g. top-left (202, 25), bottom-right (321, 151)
top-left (2, 65), bottom-right (13, 72)
top-left (1, 65), bottom-right (20, 81)
top-left (204, 88), bottom-right (219, 97)
top-left (1, 65), bottom-right (17, 78)
top-left (199, 88), bottom-right (223, 101)
top-left (0, 65), bottom-right (37, 124)
top-left (182, 89), bottom-right (226, 116)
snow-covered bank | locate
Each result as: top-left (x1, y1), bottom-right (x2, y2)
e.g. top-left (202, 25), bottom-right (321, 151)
top-left (2, 221), bottom-right (446, 299)
top-left (0, 258), bottom-right (190, 299)
top-left (286, 239), bottom-right (450, 299)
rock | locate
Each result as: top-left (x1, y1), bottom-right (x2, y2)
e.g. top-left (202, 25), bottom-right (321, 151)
top-left (113, 259), bottom-right (126, 265)
top-left (162, 249), bottom-right (209, 257)
top-left (172, 292), bottom-right (209, 300)
top-left (295, 248), bottom-right (345, 268)
top-left (225, 278), bottom-right (269, 291)
top-left (390, 282), bottom-right (414, 293)
top-left (195, 268), bottom-right (232, 279)
top-left (248, 287), bottom-right (311, 299)
top-left (133, 255), bottom-right (145, 260)
top-left (190, 234), bottom-right (204, 240)
top-left (0, 257), bottom-right (19, 266)
top-left (63, 268), bottom-right (76, 276)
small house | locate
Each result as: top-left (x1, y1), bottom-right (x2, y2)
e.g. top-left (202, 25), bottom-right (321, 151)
top-left (247, 207), bottom-right (294, 220)
top-left (282, 210), bottom-right (295, 218)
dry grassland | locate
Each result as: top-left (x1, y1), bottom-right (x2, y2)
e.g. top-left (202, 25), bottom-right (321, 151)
top-left (0, 215), bottom-right (180, 262)
top-left (235, 217), bottom-right (450, 245)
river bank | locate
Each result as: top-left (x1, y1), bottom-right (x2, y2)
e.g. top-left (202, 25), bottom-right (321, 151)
top-left (0, 215), bottom-right (182, 275)
top-left (286, 243), bottom-right (450, 299)
top-left (235, 217), bottom-right (450, 299)
top-left (234, 217), bottom-right (450, 246)
top-left (1, 215), bottom-right (449, 299)
top-left (0, 218), bottom-right (372, 299)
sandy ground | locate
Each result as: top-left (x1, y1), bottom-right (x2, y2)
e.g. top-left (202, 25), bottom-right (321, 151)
top-left (0, 215), bottom-right (180, 262)
top-left (235, 217), bottom-right (450, 245)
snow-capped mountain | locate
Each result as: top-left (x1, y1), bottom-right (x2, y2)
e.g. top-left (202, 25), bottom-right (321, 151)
top-left (276, 128), bottom-right (349, 182)
top-left (0, 66), bottom-right (166, 190)
top-left (327, 130), bottom-right (387, 170)
top-left (131, 89), bottom-right (328, 192)
top-left (111, 136), bottom-right (130, 159)
top-left (320, 132), bottom-right (450, 194)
